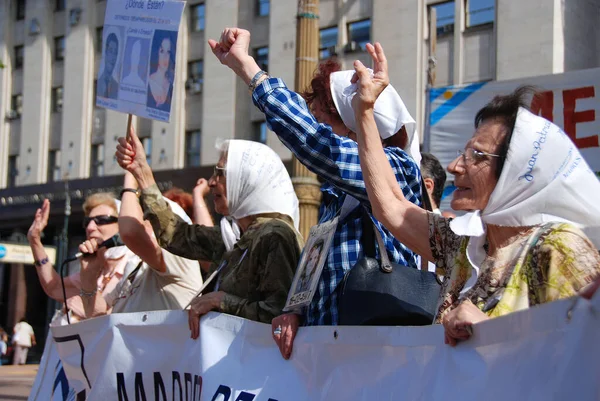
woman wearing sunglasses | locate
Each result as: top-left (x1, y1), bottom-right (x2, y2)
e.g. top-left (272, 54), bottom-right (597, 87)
top-left (351, 43), bottom-right (600, 346)
top-left (115, 126), bottom-right (303, 338)
top-left (27, 193), bottom-right (125, 322)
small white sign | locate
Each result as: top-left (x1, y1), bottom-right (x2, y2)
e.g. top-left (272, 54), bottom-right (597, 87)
top-left (96, 0), bottom-right (185, 122)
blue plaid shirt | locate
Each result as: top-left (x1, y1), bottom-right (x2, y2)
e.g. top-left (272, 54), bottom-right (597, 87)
top-left (253, 78), bottom-right (422, 326)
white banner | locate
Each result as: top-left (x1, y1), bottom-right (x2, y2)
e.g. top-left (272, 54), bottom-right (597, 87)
top-left (429, 68), bottom-right (600, 176)
top-left (96, 0), bottom-right (184, 122)
top-left (28, 332), bottom-right (76, 401)
top-left (49, 293), bottom-right (600, 401)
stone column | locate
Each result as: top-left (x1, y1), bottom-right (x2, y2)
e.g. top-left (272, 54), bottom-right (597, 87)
top-left (0, 1), bottom-right (13, 188)
top-left (62, 0), bottom-right (95, 179)
top-left (18, 0), bottom-right (52, 186)
top-left (293, 0), bottom-right (322, 239)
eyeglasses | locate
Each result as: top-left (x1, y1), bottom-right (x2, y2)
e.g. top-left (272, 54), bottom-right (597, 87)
top-left (83, 215), bottom-right (118, 228)
top-left (213, 165), bottom-right (226, 178)
top-left (457, 148), bottom-right (503, 163)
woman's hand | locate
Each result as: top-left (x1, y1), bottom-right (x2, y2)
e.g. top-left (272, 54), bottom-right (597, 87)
top-left (27, 199), bottom-right (50, 242)
top-left (208, 28), bottom-right (261, 85)
top-left (78, 239), bottom-right (107, 292)
top-left (351, 42), bottom-right (390, 113)
top-left (115, 125), bottom-right (155, 189)
top-left (271, 313), bottom-right (300, 360)
top-left (193, 178), bottom-right (210, 199)
top-left (188, 292), bottom-right (225, 339)
top-left (442, 299), bottom-right (489, 346)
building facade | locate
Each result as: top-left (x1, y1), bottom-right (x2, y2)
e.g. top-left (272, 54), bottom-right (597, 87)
top-left (0, 0), bottom-right (599, 357)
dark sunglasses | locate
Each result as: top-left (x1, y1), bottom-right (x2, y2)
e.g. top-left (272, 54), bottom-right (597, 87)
top-left (83, 215), bottom-right (118, 228)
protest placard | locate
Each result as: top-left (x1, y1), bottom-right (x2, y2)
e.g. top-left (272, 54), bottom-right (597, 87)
top-left (96, 0), bottom-right (184, 122)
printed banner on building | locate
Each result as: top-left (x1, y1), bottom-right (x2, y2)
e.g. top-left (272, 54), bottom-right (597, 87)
top-left (50, 294), bottom-right (600, 401)
top-left (96, 0), bottom-right (184, 122)
top-left (429, 68), bottom-right (600, 177)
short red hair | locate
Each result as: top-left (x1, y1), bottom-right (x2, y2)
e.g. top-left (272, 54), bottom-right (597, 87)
top-left (302, 59), bottom-right (344, 126)
top-left (163, 187), bottom-right (194, 218)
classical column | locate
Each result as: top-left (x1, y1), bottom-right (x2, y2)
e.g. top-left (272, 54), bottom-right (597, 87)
top-left (293, 0), bottom-right (322, 239)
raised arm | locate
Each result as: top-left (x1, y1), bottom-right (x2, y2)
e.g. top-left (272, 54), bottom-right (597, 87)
top-left (115, 124), bottom-right (224, 262)
top-left (27, 199), bottom-right (80, 301)
top-left (119, 171), bottom-right (165, 272)
top-left (192, 178), bottom-right (214, 226)
top-left (208, 28), bottom-right (420, 204)
top-left (353, 44), bottom-right (432, 261)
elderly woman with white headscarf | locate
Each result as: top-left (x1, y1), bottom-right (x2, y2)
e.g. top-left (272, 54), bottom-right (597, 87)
top-left (115, 127), bottom-right (303, 337)
top-left (353, 43), bottom-right (600, 346)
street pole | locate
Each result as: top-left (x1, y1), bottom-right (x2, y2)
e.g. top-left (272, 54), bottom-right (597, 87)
top-left (293, 0), bottom-right (322, 239)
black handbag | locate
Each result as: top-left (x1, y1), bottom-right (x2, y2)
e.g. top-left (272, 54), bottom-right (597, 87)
top-left (338, 207), bottom-right (442, 326)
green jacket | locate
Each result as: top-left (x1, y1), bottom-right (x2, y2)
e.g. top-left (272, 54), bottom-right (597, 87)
top-left (141, 184), bottom-right (303, 323)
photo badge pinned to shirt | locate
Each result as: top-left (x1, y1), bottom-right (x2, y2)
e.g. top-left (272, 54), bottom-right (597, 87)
top-left (283, 196), bottom-right (359, 311)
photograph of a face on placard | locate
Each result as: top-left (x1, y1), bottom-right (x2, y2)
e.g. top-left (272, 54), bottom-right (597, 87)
top-left (97, 25), bottom-right (124, 100)
top-left (284, 221), bottom-right (336, 311)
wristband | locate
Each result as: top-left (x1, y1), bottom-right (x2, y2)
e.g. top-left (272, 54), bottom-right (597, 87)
top-left (80, 288), bottom-right (98, 298)
top-left (248, 70), bottom-right (268, 94)
top-left (34, 257), bottom-right (49, 267)
top-left (120, 188), bottom-right (140, 199)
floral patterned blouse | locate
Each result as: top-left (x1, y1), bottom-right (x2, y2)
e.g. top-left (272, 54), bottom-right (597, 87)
top-left (428, 213), bottom-right (600, 323)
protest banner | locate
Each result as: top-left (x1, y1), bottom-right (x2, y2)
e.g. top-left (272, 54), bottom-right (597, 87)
top-left (428, 67), bottom-right (600, 176)
top-left (28, 332), bottom-right (76, 401)
top-left (96, 0), bottom-right (184, 122)
top-left (50, 293), bottom-right (600, 401)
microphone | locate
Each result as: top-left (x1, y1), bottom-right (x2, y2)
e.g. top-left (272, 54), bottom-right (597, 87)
top-left (66, 233), bottom-right (125, 262)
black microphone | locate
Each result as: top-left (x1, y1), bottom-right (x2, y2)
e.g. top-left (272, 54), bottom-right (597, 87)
top-left (66, 233), bottom-right (125, 262)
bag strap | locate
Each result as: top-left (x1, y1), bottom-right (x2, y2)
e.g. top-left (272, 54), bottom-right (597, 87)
top-left (361, 208), bottom-right (376, 258)
top-left (361, 208), bottom-right (393, 273)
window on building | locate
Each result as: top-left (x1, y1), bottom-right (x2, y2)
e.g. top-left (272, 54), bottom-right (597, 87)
top-left (16, 0), bottom-right (26, 21)
top-left (466, 0), bottom-right (495, 27)
top-left (52, 87), bottom-right (63, 113)
top-left (191, 4), bottom-right (205, 32)
top-left (47, 150), bottom-right (61, 182)
top-left (55, 0), bottom-right (66, 11)
top-left (55, 36), bottom-right (65, 61)
top-left (185, 130), bottom-right (201, 167)
top-left (187, 60), bottom-right (204, 93)
top-left (254, 121), bottom-right (267, 144)
top-left (319, 26), bottom-right (338, 59)
top-left (254, 47), bottom-right (269, 72)
top-left (96, 27), bottom-right (104, 53)
top-left (11, 94), bottom-right (23, 118)
top-left (14, 45), bottom-right (24, 69)
top-left (257, 0), bottom-right (269, 16)
top-left (7, 156), bottom-right (18, 188)
top-left (347, 19), bottom-right (371, 51)
top-left (431, 1), bottom-right (455, 35)
top-left (142, 137), bottom-right (152, 165)
top-left (90, 144), bottom-right (105, 177)
top-left (188, 60), bottom-right (203, 81)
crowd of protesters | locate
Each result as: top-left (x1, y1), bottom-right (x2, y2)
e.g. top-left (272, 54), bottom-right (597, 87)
top-left (25, 26), bottom-right (600, 366)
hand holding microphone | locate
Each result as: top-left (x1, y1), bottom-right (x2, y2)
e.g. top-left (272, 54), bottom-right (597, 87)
top-left (67, 233), bottom-right (124, 263)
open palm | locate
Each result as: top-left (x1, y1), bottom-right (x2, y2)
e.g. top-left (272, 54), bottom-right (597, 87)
top-left (352, 43), bottom-right (390, 110)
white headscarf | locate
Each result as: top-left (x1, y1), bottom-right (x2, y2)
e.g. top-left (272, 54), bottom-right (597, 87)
top-left (450, 107), bottom-right (600, 268)
top-left (330, 69), bottom-right (421, 165)
top-left (219, 140), bottom-right (300, 251)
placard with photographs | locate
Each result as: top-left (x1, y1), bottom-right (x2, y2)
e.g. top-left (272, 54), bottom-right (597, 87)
top-left (96, 0), bottom-right (184, 122)
top-left (283, 219), bottom-right (337, 311)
